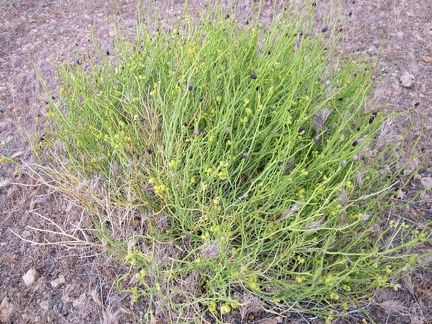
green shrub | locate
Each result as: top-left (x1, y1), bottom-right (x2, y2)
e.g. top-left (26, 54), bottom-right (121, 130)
top-left (38, 3), bottom-right (429, 322)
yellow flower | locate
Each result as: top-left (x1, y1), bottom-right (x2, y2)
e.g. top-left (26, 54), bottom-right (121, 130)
top-left (220, 303), bottom-right (231, 314)
top-left (245, 107), bottom-right (253, 116)
top-left (301, 169), bottom-right (308, 176)
top-left (218, 171), bottom-right (227, 180)
top-left (154, 184), bottom-right (166, 195)
top-left (216, 96), bottom-right (222, 103)
top-left (208, 301), bottom-right (217, 313)
top-left (168, 159), bottom-right (178, 168)
top-left (187, 46), bottom-right (195, 55)
top-left (329, 292), bottom-right (339, 300)
top-left (287, 113), bottom-right (292, 125)
top-left (298, 188), bottom-right (305, 199)
top-left (268, 86), bottom-right (274, 95)
top-left (296, 276), bottom-right (305, 283)
top-left (324, 274), bottom-right (334, 285)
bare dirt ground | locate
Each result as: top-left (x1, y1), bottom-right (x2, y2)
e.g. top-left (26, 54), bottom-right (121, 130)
top-left (0, 0), bottom-right (431, 323)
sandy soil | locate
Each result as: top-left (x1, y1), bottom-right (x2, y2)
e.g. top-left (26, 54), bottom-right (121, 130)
top-left (0, 0), bottom-right (431, 323)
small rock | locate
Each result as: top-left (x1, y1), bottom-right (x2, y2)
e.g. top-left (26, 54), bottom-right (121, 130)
top-left (51, 275), bottom-right (66, 288)
top-left (421, 55), bottom-right (432, 63)
top-left (72, 292), bottom-right (87, 308)
top-left (39, 300), bottom-right (49, 311)
top-left (419, 192), bottom-right (430, 201)
top-left (408, 157), bottom-right (420, 173)
top-left (23, 268), bottom-right (39, 287)
top-left (0, 298), bottom-right (15, 322)
top-left (366, 46), bottom-right (378, 56)
top-left (400, 73), bottom-right (414, 88)
top-left (421, 177), bottom-right (432, 189)
top-left (21, 230), bottom-right (32, 239)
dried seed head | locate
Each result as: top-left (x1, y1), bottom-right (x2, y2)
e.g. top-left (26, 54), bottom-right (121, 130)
top-left (356, 170), bottom-right (364, 187)
top-left (312, 108), bottom-right (331, 131)
top-left (376, 119), bottom-right (398, 148)
top-left (284, 157), bottom-right (296, 174)
top-left (200, 240), bottom-right (220, 259)
top-left (250, 73), bottom-right (257, 79)
top-left (304, 216), bottom-right (326, 229)
top-left (361, 213), bottom-right (372, 222)
top-left (321, 26), bottom-right (329, 33)
top-left (339, 188), bottom-right (349, 206)
top-left (188, 84), bottom-right (194, 91)
top-left (279, 203), bottom-right (300, 221)
top-left (154, 214), bottom-right (170, 232)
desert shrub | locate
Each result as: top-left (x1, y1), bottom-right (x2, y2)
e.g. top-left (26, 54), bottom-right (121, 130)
top-left (38, 2), bottom-right (429, 323)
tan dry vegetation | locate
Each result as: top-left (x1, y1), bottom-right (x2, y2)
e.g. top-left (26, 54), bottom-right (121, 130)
top-left (0, 0), bottom-right (431, 323)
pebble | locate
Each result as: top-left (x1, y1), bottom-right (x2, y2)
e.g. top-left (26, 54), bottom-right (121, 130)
top-left (366, 46), bottom-right (378, 56)
top-left (22, 268), bottom-right (39, 287)
top-left (39, 299), bottom-right (49, 311)
top-left (400, 73), bottom-right (415, 88)
top-left (51, 274), bottom-right (66, 288)
top-left (421, 55), bottom-right (432, 63)
top-left (420, 177), bottom-right (432, 189)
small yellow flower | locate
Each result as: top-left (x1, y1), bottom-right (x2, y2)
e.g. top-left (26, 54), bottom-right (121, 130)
top-left (135, 269), bottom-right (147, 279)
top-left (268, 86), bottom-right (274, 95)
top-left (190, 177), bottom-right (196, 184)
top-left (301, 169), bottom-right (308, 176)
top-left (216, 96), bottom-right (222, 103)
top-left (329, 292), bottom-right (339, 300)
top-left (296, 276), bottom-right (305, 283)
top-left (298, 188), bottom-right (305, 199)
top-left (220, 303), bottom-right (231, 314)
top-left (219, 161), bottom-right (229, 168)
top-left (243, 98), bottom-right (250, 106)
top-left (205, 167), bottom-right (213, 175)
top-left (187, 47), bottom-right (195, 55)
top-left (218, 171), bottom-right (227, 180)
top-left (154, 184), bottom-right (166, 195)
top-left (230, 300), bottom-right (240, 309)
top-left (208, 301), bottom-right (217, 313)
top-left (240, 117), bottom-right (248, 124)
top-left (287, 113), bottom-right (292, 125)
top-left (245, 107), bottom-right (253, 116)
top-left (168, 159), bottom-right (178, 168)
top-left (324, 274), bottom-right (334, 285)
